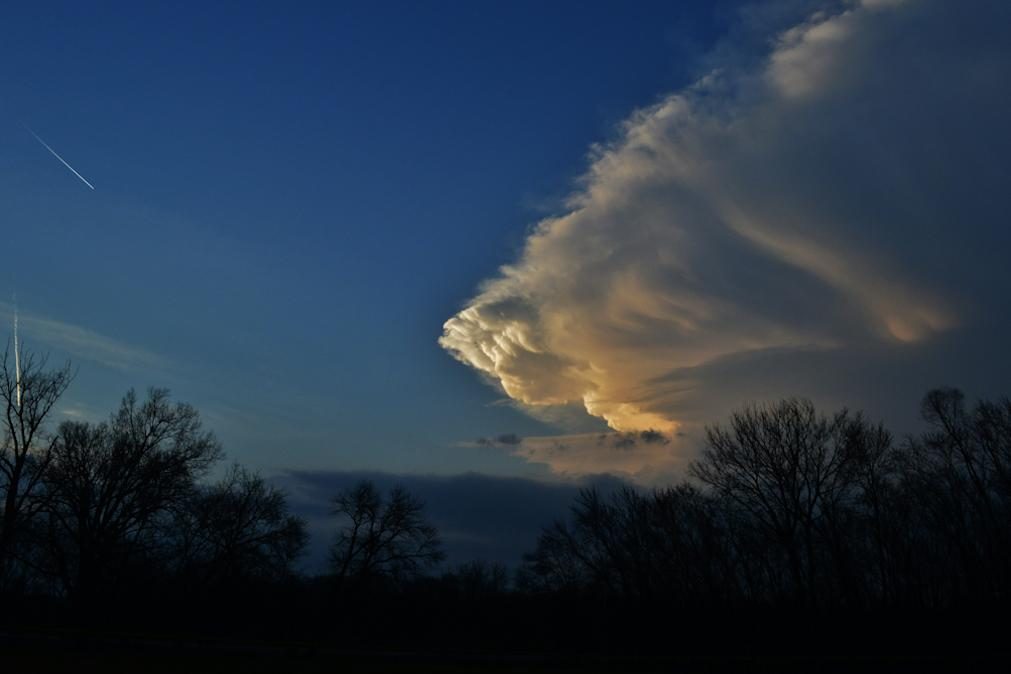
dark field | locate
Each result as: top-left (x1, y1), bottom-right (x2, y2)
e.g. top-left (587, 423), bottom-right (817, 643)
top-left (2, 627), bottom-right (1006, 674)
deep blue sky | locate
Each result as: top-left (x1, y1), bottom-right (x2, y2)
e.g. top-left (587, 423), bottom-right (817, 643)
top-left (0, 1), bottom-right (737, 476)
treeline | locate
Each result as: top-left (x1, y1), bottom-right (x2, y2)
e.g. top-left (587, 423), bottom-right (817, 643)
top-left (521, 393), bottom-right (1011, 609)
top-left (0, 352), bottom-right (306, 608)
top-left (3, 347), bottom-right (1011, 656)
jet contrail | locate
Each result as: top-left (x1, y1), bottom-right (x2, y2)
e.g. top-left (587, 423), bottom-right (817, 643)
top-left (12, 296), bottom-right (21, 411)
top-left (24, 125), bottom-right (95, 190)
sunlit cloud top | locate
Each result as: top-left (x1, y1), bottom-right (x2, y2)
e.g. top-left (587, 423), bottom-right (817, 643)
top-left (441, 0), bottom-right (1011, 476)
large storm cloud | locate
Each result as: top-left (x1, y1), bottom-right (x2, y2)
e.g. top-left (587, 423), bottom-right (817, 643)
top-left (441, 0), bottom-right (1011, 478)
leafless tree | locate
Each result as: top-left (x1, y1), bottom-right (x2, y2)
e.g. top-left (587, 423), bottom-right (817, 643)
top-left (689, 398), bottom-right (889, 605)
top-left (444, 560), bottom-right (510, 597)
top-left (172, 464), bottom-right (307, 586)
top-left (0, 347), bottom-right (73, 579)
top-left (901, 388), bottom-right (1011, 601)
top-left (520, 485), bottom-right (735, 602)
top-left (329, 480), bottom-right (443, 584)
top-left (42, 388), bottom-right (222, 599)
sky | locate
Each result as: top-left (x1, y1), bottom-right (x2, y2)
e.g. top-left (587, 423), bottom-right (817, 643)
top-left (2, 1), bottom-right (1011, 566)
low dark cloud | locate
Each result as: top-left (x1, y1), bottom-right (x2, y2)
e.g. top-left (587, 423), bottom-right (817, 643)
top-left (609, 430), bottom-right (669, 449)
top-left (475, 433), bottom-right (523, 447)
top-left (274, 470), bottom-right (628, 573)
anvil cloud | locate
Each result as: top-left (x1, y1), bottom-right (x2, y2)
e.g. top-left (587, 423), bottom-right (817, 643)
top-left (441, 0), bottom-right (1011, 477)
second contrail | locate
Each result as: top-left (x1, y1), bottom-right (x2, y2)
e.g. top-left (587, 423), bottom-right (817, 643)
top-left (24, 125), bottom-right (95, 190)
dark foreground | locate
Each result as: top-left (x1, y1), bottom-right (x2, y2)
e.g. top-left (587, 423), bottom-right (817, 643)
top-left (5, 389), bottom-right (1011, 672)
top-left (2, 626), bottom-right (1008, 674)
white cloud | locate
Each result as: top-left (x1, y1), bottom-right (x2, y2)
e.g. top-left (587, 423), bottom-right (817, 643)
top-left (441, 0), bottom-right (1011, 477)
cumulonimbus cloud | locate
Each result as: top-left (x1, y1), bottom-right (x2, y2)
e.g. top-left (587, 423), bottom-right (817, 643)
top-left (441, 0), bottom-right (1011, 476)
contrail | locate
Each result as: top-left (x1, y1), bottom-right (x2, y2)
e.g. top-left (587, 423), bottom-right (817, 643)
top-left (24, 125), bottom-right (95, 190)
top-left (12, 296), bottom-right (21, 411)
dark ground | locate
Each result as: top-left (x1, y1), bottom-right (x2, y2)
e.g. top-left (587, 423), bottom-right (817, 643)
top-left (1, 627), bottom-right (1005, 674)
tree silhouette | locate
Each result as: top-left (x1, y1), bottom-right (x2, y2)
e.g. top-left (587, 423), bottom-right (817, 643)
top-left (329, 480), bottom-right (443, 585)
top-left (172, 463), bottom-right (308, 587)
top-left (443, 560), bottom-right (510, 598)
top-left (520, 484), bottom-right (734, 601)
top-left (901, 388), bottom-right (1011, 601)
top-left (522, 398), bottom-right (909, 608)
top-left (42, 388), bottom-right (222, 600)
top-left (2, 382), bottom-right (1010, 658)
top-left (0, 347), bottom-right (73, 585)
top-left (690, 398), bottom-right (887, 605)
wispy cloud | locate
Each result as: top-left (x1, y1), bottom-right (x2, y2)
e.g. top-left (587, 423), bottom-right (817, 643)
top-left (0, 302), bottom-right (167, 372)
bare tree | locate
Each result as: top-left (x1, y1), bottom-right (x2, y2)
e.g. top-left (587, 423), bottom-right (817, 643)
top-left (42, 388), bottom-right (222, 600)
top-left (519, 485), bottom-right (734, 601)
top-left (172, 464), bottom-right (307, 586)
top-left (902, 388), bottom-right (1011, 601)
top-left (329, 480), bottom-right (443, 584)
top-left (0, 347), bottom-right (73, 577)
top-left (689, 398), bottom-right (881, 605)
top-left (519, 517), bottom-right (597, 594)
top-left (444, 560), bottom-right (510, 597)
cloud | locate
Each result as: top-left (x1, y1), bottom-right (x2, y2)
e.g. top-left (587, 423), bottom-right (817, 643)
top-left (467, 428), bottom-right (687, 482)
top-left (276, 470), bottom-right (629, 571)
top-left (475, 432), bottom-right (523, 447)
top-left (441, 0), bottom-right (1011, 476)
top-left (0, 302), bottom-right (167, 372)
top-left (514, 431), bottom-right (689, 483)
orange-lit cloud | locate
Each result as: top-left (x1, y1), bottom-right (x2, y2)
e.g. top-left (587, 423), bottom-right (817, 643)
top-left (441, 0), bottom-right (1011, 478)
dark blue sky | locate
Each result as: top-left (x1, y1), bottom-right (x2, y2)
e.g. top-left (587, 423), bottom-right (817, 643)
top-left (0, 1), bottom-right (738, 475)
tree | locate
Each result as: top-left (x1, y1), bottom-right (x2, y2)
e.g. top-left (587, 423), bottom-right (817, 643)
top-left (172, 464), bottom-right (307, 587)
top-left (443, 560), bottom-right (510, 598)
top-left (329, 481), bottom-right (443, 584)
top-left (0, 347), bottom-right (73, 581)
top-left (519, 485), bottom-right (734, 601)
top-left (689, 398), bottom-right (892, 605)
top-left (901, 388), bottom-right (1011, 601)
top-left (42, 388), bottom-right (222, 600)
